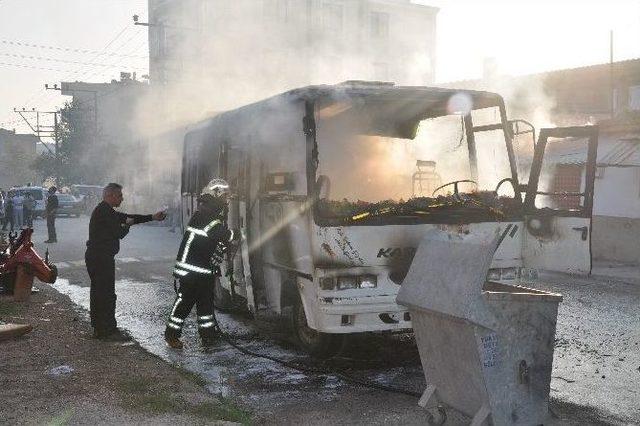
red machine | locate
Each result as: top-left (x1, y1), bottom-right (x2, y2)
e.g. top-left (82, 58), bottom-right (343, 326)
top-left (0, 228), bottom-right (57, 301)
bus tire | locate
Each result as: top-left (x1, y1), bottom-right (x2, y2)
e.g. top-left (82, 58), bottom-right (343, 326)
top-left (213, 276), bottom-right (234, 313)
top-left (292, 294), bottom-right (344, 358)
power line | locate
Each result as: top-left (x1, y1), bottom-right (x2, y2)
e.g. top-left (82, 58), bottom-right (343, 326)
top-left (4, 24), bottom-right (135, 124)
top-left (0, 52), bottom-right (146, 70)
top-left (61, 25), bottom-right (134, 79)
top-left (83, 30), bottom-right (148, 81)
top-left (0, 38), bottom-right (147, 59)
top-left (0, 61), bottom-right (70, 73)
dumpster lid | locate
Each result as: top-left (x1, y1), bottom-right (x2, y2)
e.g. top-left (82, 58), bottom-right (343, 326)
top-left (396, 229), bottom-right (500, 329)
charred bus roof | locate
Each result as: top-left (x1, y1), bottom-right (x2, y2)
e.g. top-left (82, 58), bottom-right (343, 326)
top-left (185, 82), bottom-right (506, 142)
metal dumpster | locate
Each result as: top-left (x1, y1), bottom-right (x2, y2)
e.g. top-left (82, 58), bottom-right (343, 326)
top-left (397, 230), bottom-right (562, 425)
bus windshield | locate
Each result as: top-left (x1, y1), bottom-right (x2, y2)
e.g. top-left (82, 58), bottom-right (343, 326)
top-left (315, 106), bottom-right (520, 225)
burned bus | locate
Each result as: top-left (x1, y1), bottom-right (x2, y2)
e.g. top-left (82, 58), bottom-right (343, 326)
top-left (181, 82), bottom-right (598, 356)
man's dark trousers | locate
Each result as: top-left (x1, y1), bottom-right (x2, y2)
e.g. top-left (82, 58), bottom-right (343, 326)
top-left (47, 214), bottom-right (57, 241)
top-left (86, 249), bottom-right (117, 335)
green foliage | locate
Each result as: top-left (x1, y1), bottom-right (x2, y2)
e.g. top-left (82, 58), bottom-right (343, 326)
top-left (31, 100), bottom-right (99, 186)
top-left (117, 375), bottom-right (252, 424)
top-left (46, 408), bottom-right (75, 426)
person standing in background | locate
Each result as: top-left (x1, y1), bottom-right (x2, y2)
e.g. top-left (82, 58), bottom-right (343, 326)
top-left (0, 189), bottom-right (4, 227)
top-left (12, 192), bottom-right (24, 229)
top-left (2, 194), bottom-right (14, 231)
top-left (44, 187), bottom-right (59, 243)
top-left (23, 193), bottom-right (35, 228)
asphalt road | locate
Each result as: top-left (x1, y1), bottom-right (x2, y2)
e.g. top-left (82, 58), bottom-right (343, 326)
top-left (28, 215), bottom-right (640, 425)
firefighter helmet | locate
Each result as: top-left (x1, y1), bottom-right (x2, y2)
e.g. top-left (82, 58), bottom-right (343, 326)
top-left (198, 178), bottom-right (230, 204)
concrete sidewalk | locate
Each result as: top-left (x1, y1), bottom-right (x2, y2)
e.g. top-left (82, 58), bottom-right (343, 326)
top-left (591, 261), bottom-right (640, 285)
top-left (0, 284), bottom-right (249, 425)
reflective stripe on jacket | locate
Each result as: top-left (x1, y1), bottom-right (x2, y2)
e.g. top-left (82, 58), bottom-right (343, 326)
top-left (173, 210), bottom-right (233, 279)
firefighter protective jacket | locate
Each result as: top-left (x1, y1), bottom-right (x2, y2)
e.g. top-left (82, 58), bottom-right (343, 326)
top-left (173, 209), bottom-right (234, 279)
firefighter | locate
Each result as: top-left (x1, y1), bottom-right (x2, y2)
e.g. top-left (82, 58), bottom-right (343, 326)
top-left (86, 183), bottom-right (166, 341)
top-left (164, 178), bottom-right (236, 349)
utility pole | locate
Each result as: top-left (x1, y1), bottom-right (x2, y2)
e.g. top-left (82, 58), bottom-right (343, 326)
top-left (46, 83), bottom-right (99, 136)
top-left (53, 112), bottom-right (60, 186)
top-left (610, 30), bottom-right (615, 119)
top-left (13, 108), bottom-right (60, 184)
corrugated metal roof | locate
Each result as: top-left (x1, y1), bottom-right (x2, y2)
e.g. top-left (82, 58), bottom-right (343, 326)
top-left (599, 138), bottom-right (640, 166)
top-left (545, 134), bottom-right (640, 167)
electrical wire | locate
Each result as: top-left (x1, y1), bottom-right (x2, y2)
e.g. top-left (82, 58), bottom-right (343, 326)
top-left (4, 24), bottom-right (133, 123)
top-left (3, 24), bottom-right (143, 129)
top-left (68, 25), bottom-right (137, 79)
top-left (0, 38), bottom-right (146, 59)
top-left (0, 61), bottom-right (70, 73)
top-left (0, 52), bottom-right (146, 70)
top-left (209, 300), bottom-right (422, 398)
top-left (82, 30), bottom-right (148, 81)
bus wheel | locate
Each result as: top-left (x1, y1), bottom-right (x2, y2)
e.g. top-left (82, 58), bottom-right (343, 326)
top-left (213, 276), bottom-right (234, 312)
top-left (292, 295), bottom-right (344, 358)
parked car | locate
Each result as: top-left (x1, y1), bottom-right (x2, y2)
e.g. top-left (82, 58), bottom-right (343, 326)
top-left (70, 184), bottom-right (103, 214)
top-left (55, 194), bottom-right (83, 217)
top-left (9, 186), bottom-right (48, 218)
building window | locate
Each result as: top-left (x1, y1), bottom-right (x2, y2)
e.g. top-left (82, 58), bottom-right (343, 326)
top-left (264, 0), bottom-right (290, 22)
top-left (371, 11), bottom-right (389, 38)
top-left (322, 3), bottom-right (343, 33)
top-left (629, 85), bottom-right (640, 111)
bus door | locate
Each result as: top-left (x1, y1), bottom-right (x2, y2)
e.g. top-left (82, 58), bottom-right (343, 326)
top-left (522, 126), bottom-right (598, 275)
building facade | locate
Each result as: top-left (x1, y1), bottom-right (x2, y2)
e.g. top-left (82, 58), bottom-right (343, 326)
top-left (59, 75), bottom-right (170, 210)
top-left (148, 0), bottom-right (439, 120)
top-left (0, 129), bottom-right (39, 189)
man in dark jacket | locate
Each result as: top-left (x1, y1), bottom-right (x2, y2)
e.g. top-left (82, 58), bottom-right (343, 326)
top-left (44, 186), bottom-right (59, 243)
top-left (165, 178), bottom-right (236, 349)
top-left (86, 183), bottom-right (166, 341)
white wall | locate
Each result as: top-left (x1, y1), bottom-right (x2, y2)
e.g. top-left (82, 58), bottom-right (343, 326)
top-left (593, 166), bottom-right (640, 219)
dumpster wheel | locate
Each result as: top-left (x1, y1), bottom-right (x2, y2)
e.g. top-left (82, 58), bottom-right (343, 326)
top-left (426, 405), bottom-right (447, 425)
top-left (292, 295), bottom-right (344, 358)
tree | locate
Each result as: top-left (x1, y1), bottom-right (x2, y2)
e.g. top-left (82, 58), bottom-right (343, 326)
top-left (32, 100), bottom-right (95, 186)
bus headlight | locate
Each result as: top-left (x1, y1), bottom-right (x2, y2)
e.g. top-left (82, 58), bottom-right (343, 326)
top-left (337, 276), bottom-right (358, 290)
top-left (359, 275), bottom-right (377, 289)
top-left (320, 274), bottom-right (379, 290)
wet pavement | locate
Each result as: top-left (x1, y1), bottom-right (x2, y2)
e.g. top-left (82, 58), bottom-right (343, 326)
top-left (30, 216), bottom-right (640, 424)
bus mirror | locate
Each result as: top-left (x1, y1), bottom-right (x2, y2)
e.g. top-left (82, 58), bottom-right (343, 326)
top-left (265, 172), bottom-right (295, 192)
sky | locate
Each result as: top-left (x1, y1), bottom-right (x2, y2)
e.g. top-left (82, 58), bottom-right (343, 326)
top-left (0, 0), bottom-right (639, 133)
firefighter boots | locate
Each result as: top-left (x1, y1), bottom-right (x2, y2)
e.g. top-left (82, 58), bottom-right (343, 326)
top-left (164, 330), bottom-right (184, 349)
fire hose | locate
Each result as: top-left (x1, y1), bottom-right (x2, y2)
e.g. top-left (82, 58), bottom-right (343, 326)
top-left (202, 225), bottom-right (517, 400)
top-left (168, 227), bottom-right (423, 398)
top-left (208, 281), bottom-right (422, 399)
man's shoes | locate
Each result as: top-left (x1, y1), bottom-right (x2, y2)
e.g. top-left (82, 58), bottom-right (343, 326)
top-left (165, 335), bottom-right (184, 349)
top-left (44, 239), bottom-right (57, 243)
top-left (95, 329), bottom-right (132, 342)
